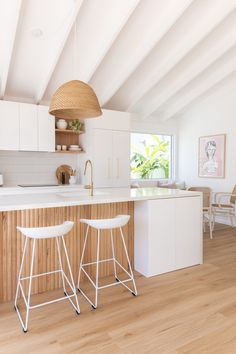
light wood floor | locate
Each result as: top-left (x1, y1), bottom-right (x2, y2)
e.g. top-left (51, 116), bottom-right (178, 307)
top-left (1, 225), bottom-right (236, 354)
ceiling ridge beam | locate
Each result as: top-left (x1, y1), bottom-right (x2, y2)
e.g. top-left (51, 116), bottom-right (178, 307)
top-left (0, 0), bottom-right (22, 99)
top-left (35, 0), bottom-right (84, 105)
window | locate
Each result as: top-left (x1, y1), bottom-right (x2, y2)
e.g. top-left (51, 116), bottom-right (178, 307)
top-left (130, 133), bottom-right (172, 180)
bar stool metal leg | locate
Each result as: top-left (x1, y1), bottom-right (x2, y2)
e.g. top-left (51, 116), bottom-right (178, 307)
top-left (61, 236), bottom-right (80, 314)
top-left (110, 229), bottom-right (118, 280)
top-left (78, 227), bottom-right (101, 309)
top-left (118, 227), bottom-right (138, 296)
top-left (15, 238), bottom-right (36, 333)
top-left (56, 236), bottom-right (67, 295)
top-left (78, 215), bottom-right (138, 309)
top-left (94, 229), bottom-right (100, 309)
top-left (24, 239), bottom-right (36, 332)
top-left (14, 237), bottom-right (28, 311)
top-left (14, 221), bottom-right (80, 332)
top-left (77, 225), bottom-right (89, 291)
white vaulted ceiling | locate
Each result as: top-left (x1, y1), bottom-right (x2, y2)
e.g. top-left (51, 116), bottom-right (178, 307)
top-left (0, 0), bottom-right (236, 121)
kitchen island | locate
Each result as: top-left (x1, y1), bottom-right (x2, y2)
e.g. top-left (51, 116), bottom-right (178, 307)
top-left (0, 186), bottom-right (202, 303)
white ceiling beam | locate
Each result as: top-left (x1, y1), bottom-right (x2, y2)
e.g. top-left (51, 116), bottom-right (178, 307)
top-left (84, 0), bottom-right (140, 83)
top-left (35, 0), bottom-right (84, 104)
top-left (90, 0), bottom-right (193, 107)
top-left (0, 0), bottom-right (22, 99)
top-left (141, 11), bottom-right (236, 119)
top-left (41, 0), bottom-right (140, 103)
top-left (159, 46), bottom-right (236, 121)
top-left (111, 0), bottom-right (236, 113)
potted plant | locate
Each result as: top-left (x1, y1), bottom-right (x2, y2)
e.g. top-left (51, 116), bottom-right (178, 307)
top-left (69, 120), bottom-right (83, 134)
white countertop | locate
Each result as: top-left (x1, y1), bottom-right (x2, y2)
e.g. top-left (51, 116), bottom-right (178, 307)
top-left (0, 186), bottom-right (201, 212)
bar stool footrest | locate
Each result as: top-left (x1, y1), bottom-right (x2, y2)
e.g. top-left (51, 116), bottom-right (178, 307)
top-left (15, 269), bottom-right (80, 331)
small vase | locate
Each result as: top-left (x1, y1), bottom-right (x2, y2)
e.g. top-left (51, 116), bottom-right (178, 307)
top-left (56, 119), bottom-right (67, 130)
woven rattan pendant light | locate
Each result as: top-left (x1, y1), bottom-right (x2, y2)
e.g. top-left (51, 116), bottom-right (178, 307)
top-left (49, 21), bottom-right (102, 120)
top-left (49, 80), bottom-right (102, 119)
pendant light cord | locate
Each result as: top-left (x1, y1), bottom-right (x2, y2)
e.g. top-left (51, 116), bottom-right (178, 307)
top-left (73, 20), bottom-right (78, 79)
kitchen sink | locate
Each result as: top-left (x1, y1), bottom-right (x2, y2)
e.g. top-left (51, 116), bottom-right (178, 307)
top-left (57, 190), bottom-right (108, 198)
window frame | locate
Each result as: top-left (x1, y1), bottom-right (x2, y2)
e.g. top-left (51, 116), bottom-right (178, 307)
top-left (130, 131), bottom-right (175, 182)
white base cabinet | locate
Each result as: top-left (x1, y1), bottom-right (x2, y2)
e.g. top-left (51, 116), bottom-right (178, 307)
top-left (134, 196), bottom-right (202, 277)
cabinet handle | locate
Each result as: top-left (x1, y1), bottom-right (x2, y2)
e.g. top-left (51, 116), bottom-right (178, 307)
top-left (116, 158), bottom-right (119, 178)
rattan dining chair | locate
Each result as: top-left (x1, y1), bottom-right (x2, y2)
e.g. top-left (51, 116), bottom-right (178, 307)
top-left (212, 185), bottom-right (236, 228)
top-left (188, 187), bottom-right (213, 239)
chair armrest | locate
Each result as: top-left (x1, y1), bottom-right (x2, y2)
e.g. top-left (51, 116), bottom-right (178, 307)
top-left (214, 193), bottom-right (236, 208)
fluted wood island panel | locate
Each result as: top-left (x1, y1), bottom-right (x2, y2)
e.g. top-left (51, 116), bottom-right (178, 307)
top-left (0, 202), bottom-right (134, 303)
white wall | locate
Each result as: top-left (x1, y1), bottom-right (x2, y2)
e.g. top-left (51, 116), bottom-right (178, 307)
top-left (0, 151), bottom-right (78, 186)
top-left (178, 73), bottom-right (236, 193)
top-left (131, 115), bottom-right (178, 135)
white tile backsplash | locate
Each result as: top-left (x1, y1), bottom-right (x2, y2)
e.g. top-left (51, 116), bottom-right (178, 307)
top-left (0, 151), bottom-right (79, 186)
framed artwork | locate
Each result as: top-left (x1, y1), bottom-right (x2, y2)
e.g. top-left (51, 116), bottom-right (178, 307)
top-left (198, 134), bottom-right (226, 178)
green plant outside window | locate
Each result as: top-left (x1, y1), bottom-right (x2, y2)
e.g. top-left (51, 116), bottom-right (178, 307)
top-left (131, 133), bottom-right (172, 179)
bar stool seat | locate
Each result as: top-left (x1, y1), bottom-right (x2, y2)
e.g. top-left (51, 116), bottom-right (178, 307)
top-left (77, 215), bottom-right (137, 309)
top-left (80, 215), bottom-right (130, 230)
top-left (14, 221), bottom-right (80, 333)
top-left (17, 221), bottom-right (75, 239)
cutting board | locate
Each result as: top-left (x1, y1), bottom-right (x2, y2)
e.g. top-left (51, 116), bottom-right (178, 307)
top-left (56, 165), bottom-right (73, 184)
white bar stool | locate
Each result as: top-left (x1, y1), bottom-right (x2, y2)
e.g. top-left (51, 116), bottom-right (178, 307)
top-left (14, 221), bottom-right (80, 333)
top-left (77, 215), bottom-right (137, 309)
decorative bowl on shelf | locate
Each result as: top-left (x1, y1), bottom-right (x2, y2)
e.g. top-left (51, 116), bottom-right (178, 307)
top-left (56, 119), bottom-right (68, 130)
top-left (68, 144), bottom-right (82, 151)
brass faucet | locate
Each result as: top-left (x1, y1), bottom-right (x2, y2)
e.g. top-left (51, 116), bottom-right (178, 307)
top-left (84, 160), bottom-right (94, 196)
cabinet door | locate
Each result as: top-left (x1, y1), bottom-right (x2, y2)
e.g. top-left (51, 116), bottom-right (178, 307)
top-left (38, 106), bottom-right (55, 152)
top-left (0, 101), bottom-right (19, 150)
top-left (112, 131), bottom-right (130, 187)
top-left (175, 196), bottom-right (202, 269)
top-left (93, 129), bottom-right (113, 188)
top-left (19, 103), bottom-right (38, 151)
top-left (149, 199), bottom-right (176, 276)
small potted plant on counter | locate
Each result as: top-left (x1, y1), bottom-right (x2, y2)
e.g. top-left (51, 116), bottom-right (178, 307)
top-left (69, 120), bottom-right (84, 134)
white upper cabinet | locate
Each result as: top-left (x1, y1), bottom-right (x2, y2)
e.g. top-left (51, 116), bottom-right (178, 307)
top-left (85, 109), bottom-right (131, 131)
top-left (93, 129), bottom-right (113, 188)
top-left (91, 129), bottom-right (130, 188)
top-left (19, 103), bottom-right (38, 151)
top-left (0, 101), bottom-right (55, 152)
top-left (38, 106), bottom-right (55, 152)
top-left (0, 101), bottom-right (19, 150)
top-left (112, 131), bottom-right (130, 187)
top-left (81, 109), bottom-right (131, 188)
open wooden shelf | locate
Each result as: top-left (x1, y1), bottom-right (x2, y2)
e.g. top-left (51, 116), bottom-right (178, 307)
top-left (55, 122), bottom-right (84, 149)
top-left (55, 129), bottom-right (84, 134)
top-left (55, 150), bottom-right (84, 154)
